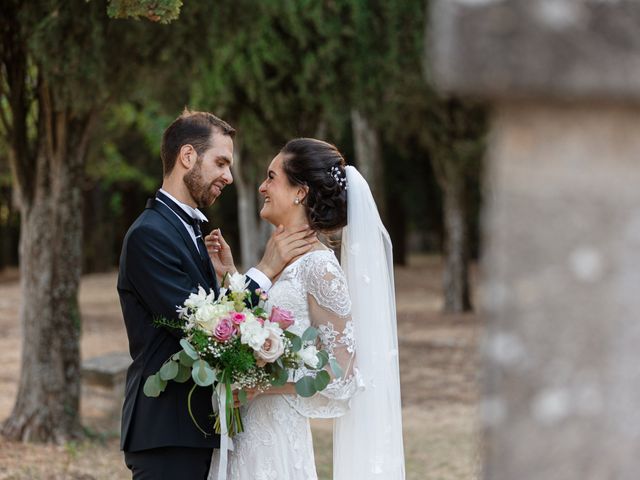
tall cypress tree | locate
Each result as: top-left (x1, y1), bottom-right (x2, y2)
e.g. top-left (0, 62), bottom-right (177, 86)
top-left (0, 0), bottom-right (206, 442)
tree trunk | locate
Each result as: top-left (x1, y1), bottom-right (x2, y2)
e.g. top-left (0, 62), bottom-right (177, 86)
top-left (233, 147), bottom-right (260, 270)
top-left (440, 176), bottom-right (472, 313)
top-left (1, 79), bottom-right (95, 441)
top-left (351, 109), bottom-right (386, 220)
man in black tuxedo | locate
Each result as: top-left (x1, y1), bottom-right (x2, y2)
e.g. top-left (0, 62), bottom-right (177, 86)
top-left (117, 110), bottom-right (313, 479)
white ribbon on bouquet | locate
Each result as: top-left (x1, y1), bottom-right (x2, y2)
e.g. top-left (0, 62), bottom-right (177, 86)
top-left (208, 384), bottom-right (234, 480)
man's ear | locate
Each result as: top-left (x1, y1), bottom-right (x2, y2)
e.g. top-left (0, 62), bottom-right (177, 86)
top-left (178, 144), bottom-right (195, 169)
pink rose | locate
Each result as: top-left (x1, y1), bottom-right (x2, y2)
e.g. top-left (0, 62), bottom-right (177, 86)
top-left (214, 317), bottom-right (235, 342)
top-left (255, 330), bottom-right (285, 367)
top-left (269, 307), bottom-right (295, 330)
top-left (231, 312), bottom-right (246, 325)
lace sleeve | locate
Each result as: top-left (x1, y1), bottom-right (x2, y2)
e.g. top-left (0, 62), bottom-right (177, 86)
top-left (285, 252), bottom-right (364, 418)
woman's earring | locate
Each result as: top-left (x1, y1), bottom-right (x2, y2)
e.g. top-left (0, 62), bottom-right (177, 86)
top-left (294, 198), bottom-right (300, 205)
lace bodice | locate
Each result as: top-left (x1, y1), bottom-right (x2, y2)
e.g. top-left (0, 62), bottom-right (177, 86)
top-left (267, 249), bottom-right (362, 418)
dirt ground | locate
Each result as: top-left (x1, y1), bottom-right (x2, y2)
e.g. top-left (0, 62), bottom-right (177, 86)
top-left (0, 255), bottom-right (482, 480)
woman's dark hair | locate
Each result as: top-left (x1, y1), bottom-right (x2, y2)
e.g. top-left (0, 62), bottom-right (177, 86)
top-left (280, 138), bottom-right (348, 233)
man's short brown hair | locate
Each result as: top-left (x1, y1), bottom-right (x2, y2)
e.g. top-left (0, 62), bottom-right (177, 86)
top-left (161, 109), bottom-right (235, 176)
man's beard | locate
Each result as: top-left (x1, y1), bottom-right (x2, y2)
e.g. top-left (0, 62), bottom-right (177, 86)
top-left (184, 158), bottom-right (217, 208)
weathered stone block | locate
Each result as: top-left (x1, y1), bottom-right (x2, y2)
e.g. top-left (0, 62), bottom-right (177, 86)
top-left (431, 0), bottom-right (640, 100)
top-left (82, 351), bottom-right (130, 390)
top-left (481, 102), bottom-right (640, 480)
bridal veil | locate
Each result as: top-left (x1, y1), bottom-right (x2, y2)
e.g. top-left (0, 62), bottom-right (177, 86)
top-left (335, 166), bottom-right (405, 479)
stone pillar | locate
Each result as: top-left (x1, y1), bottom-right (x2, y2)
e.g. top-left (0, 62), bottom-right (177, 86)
top-left (431, 2), bottom-right (640, 479)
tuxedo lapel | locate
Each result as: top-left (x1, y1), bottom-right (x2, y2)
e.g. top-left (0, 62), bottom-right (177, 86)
top-left (145, 198), bottom-right (212, 285)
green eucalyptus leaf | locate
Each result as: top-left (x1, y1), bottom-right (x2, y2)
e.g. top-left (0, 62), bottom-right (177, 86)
top-left (290, 336), bottom-right (302, 353)
top-left (238, 389), bottom-right (248, 406)
top-left (295, 376), bottom-right (317, 398)
top-left (158, 377), bottom-right (168, 393)
top-left (178, 350), bottom-right (195, 367)
top-left (192, 359), bottom-right (215, 387)
top-left (174, 364), bottom-right (192, 383)
top-left (301, 327), bottom-right (318, 343)
top-left (271, 366), bottom-right (289, 387)
top-left (180, 339), bottom-right (199, 359)
top-left (160, 361), bottom-right (179, 381)
top-left (314, 370), bottom-right (331, 391)
top-left (329, 358), bottom-right (344, 379)
top-left (143, 374), bottom-right (162, 397)
top-left (316, 350), bottom-right (329, 369)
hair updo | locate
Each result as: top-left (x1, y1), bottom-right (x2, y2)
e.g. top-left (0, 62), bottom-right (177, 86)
top-left (280, 138), bottom-right (348, 234)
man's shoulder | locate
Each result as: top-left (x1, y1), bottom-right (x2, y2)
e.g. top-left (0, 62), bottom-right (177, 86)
top-left (124, 208), bottom-right (174, 245)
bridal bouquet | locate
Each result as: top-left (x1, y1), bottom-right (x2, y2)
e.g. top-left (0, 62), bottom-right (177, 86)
top-left (143, 273), bottom-right (332, 437)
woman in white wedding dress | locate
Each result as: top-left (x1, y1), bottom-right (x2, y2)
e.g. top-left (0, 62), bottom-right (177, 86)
top-left (209, 138), bottom-right (405, 480)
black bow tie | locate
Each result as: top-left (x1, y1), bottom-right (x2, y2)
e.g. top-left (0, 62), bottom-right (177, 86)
top-left (155, 191), bottom-right (202, 231)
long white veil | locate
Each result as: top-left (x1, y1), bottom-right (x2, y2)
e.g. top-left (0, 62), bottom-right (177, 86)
top-left (334, 166), bottom-right (405, 479)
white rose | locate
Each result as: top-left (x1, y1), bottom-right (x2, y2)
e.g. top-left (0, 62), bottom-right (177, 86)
top-left (240, 319), bottom-right (269, 351)
top-left (211, 303), bottom-right (233, 317)
top-left (299, 345), bottom-right (320, 368)
top-left (228, 273), bottom-right (249, 294)
top-left (194, 303), bottom-right (219, 334)
top-left (255, 330), bottom-right (285, 367)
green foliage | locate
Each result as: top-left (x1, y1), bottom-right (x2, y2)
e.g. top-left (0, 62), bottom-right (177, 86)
top-left (295, 375), bottom-right (318, 398)
top-left (316, 350), bottom-right (329, 370)
top-left (314, 370), bottom-right (331, 391)
top-left (143, 373), bottom-right (167, 397)
top-left (178, 349), bottom-right (195, 367)
top-left (159, 360), bottom-right (179, 381)
top-left (270, 365), bottom-right (289, 387)
top-left (191, 1), bottom-right (352, 162)
top-left (179, 338), bottom-right (199, 360)
top-left (218, 341), bottom-right (256, 376)
top-left (174, 363), bottom-right (192, 383)
top-left (288, 334), bottom-right (302, 353)
top-left (152, 316), bottom-right (184, 330)
top-left (301, 326), bottom-right (318, 343)
top-left (189, 330), bottom-right (212, 356)
top-left (106, 0), bottom-right (183, 23)
top-left (191, 359), bottom-right (216, 387)
top-left (329, 357), bottom-right (344, 379)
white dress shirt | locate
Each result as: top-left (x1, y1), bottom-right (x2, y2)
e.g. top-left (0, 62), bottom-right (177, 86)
top-left (157, 189), bottom-right (272, 292)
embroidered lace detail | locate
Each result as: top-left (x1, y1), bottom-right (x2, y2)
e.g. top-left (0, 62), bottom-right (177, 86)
top-left (318, 321), bottom-right (338, 354)
top-left (341, 321), bottom-right (356, 354)
top-left (302, 251), bottom-right (351, 317)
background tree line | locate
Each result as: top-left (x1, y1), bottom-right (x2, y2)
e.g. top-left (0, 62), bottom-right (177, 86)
top-left (0, 0), bottom-right (486, 441)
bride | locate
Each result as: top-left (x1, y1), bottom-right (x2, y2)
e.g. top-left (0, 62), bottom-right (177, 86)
top-left (207, 138), bottom-right (405, 480)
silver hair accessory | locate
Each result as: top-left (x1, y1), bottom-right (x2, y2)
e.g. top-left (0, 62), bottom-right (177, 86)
top-left (328, 165), bottom-right (348, 190)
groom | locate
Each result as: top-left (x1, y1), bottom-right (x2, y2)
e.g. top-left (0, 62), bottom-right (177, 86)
top-left (117, 109), bottom-right (313, 479)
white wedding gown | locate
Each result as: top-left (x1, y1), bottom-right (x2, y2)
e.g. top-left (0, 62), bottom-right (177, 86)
top-left (209, 248), bottom-right (362, 480)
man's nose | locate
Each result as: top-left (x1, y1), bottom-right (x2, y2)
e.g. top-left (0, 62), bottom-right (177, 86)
top-left (223, 167), bottom-right (233, 185)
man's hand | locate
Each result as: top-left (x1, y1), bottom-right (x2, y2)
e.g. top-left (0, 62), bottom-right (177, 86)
top-left (205, 229), bottom-right (237, 282)
top-left (256, 224), bottom-right (317, 280)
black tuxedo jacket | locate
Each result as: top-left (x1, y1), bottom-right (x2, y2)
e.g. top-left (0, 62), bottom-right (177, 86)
top-left (117, 197), bottom-right (257, 452)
